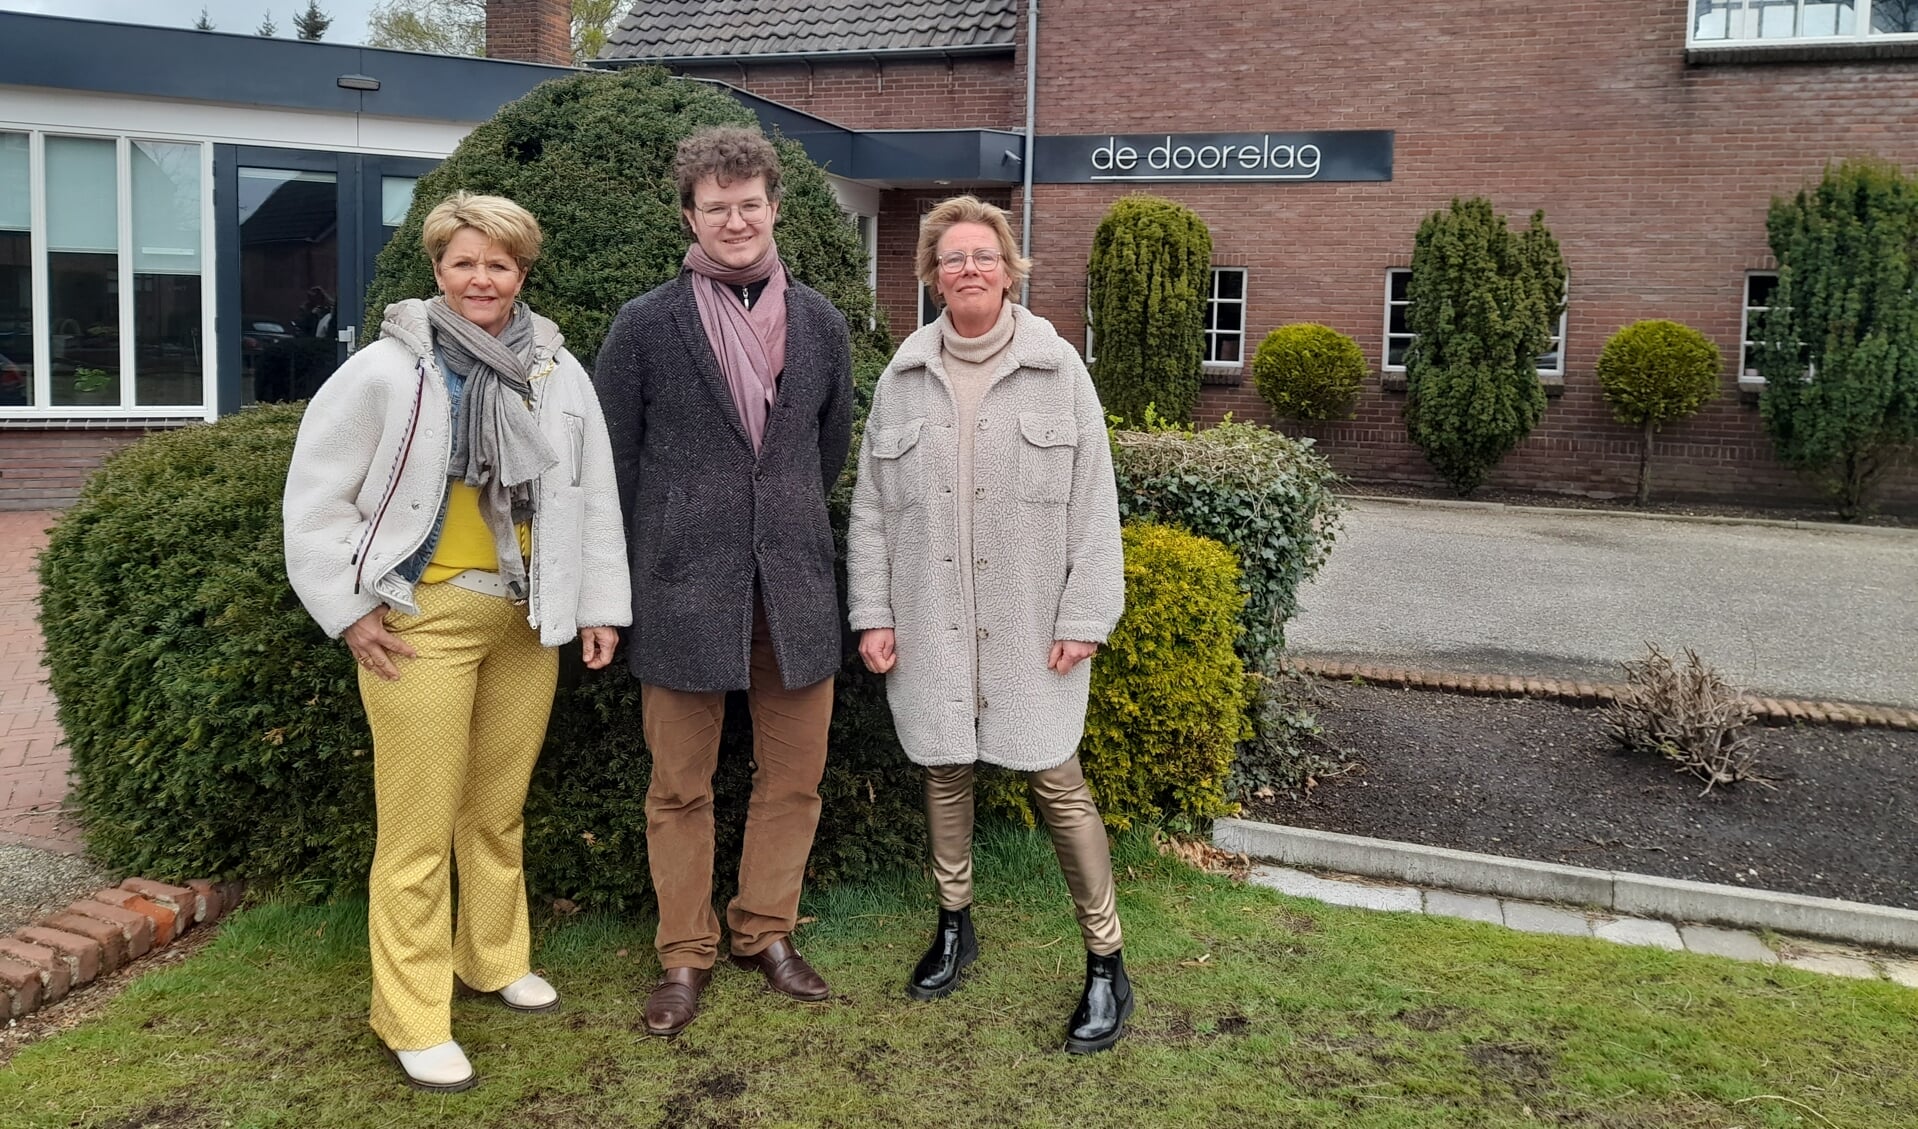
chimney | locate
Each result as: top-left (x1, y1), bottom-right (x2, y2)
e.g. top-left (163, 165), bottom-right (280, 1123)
top-left (485, 0), bottom-right (574, 66)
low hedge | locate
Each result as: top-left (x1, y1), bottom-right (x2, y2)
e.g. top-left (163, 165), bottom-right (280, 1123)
top-left (1112, 418), bottom-right (1345, 673)
top-left (40, 407), bottom-right (1273, 907)
top-left (1251, 323), bottom-right (1367, 421)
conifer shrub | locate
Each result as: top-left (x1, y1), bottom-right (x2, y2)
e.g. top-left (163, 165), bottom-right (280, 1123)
top-left (1251, 322), bottom-right (1367, 420)
top-left (363, 65), bottom-right (890, 372)
top-left (1402, 197), bottom-right (1566, 495)
top-left (1074, 523), bottom-right (1250, 830)
top-left (1595, 320), bottom-right (1721, 505)
top-left (1757, 159), bottom-right (1918, 519)
top-left (1111, 415), bottom-right (1345, 673)
top-left (1085, 195), bottom-right (1213, 426)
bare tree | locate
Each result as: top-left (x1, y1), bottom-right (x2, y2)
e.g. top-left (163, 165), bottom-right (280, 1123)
top-left (367, 0), bottom-right (622, 62)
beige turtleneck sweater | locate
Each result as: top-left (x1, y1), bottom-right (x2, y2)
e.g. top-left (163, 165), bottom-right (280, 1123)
top-left (939, 299), bottom-right (1017, 700)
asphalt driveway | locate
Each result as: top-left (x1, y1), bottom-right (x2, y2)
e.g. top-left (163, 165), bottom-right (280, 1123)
top-left (1287, 499), bottom-right (1918, 708)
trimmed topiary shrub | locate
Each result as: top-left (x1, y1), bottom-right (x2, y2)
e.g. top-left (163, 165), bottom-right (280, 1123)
top-left (38, 406), bottom-right (925, 909)
top-left (1402, 197), bottom-right (1566, 495)
top-left (1078, 523), bottom-right (1250, 830)
top-left (1596, 319), bottom-right (1721, 505)
top-left (1251, 322), bottom-right (1366, 420)
top-left (1085, 195), bottom-right (1213, 427)
top-left (1758, 159), bottom-right (1918, 520)
top-left (363, 65), bottom-right (890, 372)
top-left (1112, 416), bottom-right (1345, 674)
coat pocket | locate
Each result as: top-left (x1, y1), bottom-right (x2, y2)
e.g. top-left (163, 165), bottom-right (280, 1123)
top-left (868, 417), bottom-right (930, 508)
top-left (1017, 413), bottom-right (1077, 504)
top-left (562, 411), bottom-right (585, 487)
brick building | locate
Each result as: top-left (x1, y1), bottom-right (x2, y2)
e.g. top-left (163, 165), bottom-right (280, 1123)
top-left (5, 3), bottom-right (1916, 510)
top-left (605, 0), bottom-right (1918, 510)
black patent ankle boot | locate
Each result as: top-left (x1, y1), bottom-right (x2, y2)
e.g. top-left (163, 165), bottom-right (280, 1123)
top-left (906, 905), bottom-right (977, 1001)
top-left (1064, 948), bottom-right (1134, 1054)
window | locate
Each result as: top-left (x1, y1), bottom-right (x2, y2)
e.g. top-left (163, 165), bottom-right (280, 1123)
top-left (1690, 0), bottom-right (1918, 46)
top-left (1383, 268), bottom-right (1412, 371)
top-left (1741, 271), bottom-right (1779, 381)
top-left (1383, 267), bottom-right (1567, 375)
top-left (918, 281), bottom-right (940, 327)
top-left (1203, 267), bottom-right (1246, 370)
top-left (0, 129), bottom-right (211, 416)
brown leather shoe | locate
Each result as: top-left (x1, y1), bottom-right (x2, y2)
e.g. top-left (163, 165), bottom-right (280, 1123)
top-left (730, 937), bottom-right (830, 1001)
top-left (642, 965), bottom-right (712, 1037)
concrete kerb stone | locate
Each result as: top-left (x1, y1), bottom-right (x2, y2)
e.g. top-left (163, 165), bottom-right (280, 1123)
top-left (1341, 493), bottom-right (1918, 539)
top-left (1613, 872), bottom-right (1918, 953)
top-left (1216, 820), bottom-right (1614, 907)
top-left (1216, 816), bottom-right (1918, 953)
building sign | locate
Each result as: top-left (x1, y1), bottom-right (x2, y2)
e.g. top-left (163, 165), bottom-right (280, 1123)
top-left (1031, 130), bottom-right (1392, 184)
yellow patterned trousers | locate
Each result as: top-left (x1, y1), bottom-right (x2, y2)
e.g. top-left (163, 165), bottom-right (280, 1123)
top-left (357, 581), bottom-right (558, 1050)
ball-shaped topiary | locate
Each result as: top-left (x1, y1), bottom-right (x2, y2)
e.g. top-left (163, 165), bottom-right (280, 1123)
top-left (1596, 319), bottom-right (1721, 504)
top-left (362, 65), bottom-right (890, 372)
top-left (1251, 323), bottom-right (1367, 420)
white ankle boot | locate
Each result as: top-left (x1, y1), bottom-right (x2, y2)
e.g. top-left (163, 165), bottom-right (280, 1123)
top-left (498, 972), bottom-right (559, 1012)
top-left (390, 1040), bottom-right (476, 1092)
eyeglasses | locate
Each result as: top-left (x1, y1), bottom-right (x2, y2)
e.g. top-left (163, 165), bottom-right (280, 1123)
top-left (693, 200), bottom-right (771, 226)
top-left (937, 249), bottom-right (1003, 273)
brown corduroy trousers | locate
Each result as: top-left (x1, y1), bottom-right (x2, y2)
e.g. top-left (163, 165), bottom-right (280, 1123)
top-left (640, 605), bottom-right (834, 969)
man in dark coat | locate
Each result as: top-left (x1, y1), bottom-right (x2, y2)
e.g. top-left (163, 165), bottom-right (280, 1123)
top-left (594, 126), bottom-right (854, 1036)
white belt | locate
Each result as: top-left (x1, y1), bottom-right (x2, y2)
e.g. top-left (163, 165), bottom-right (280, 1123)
top-left (443, 569), bottom-right (512, 599)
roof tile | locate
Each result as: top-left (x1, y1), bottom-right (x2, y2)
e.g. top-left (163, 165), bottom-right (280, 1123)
top-left (602, 0), bottom-right (1019, 60)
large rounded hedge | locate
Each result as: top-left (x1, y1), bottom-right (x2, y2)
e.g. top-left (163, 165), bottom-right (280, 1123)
top-left (38, 406), bottom-right (926, 909)
top-left (363, 65), bottom-right (890, 372)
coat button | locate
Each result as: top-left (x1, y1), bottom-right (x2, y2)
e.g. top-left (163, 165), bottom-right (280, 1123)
top-left (974, 558), bottom-right (987, 571)
top-left (975, 487), bottom-right (985, 498)
top-left (1045, 430), bottom-right (1055, 440)
top-left (410, 501), bottom-right (421, 510)
top-left (977, 418), bottom-right (988, 430)
top-left (977, 696), bottom-right (988, 710)
top-left (976, 627), bottom-right (988, 640)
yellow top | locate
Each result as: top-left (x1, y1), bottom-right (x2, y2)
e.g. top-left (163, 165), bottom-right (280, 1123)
top-left (420, 480), bottom-right (531, 584)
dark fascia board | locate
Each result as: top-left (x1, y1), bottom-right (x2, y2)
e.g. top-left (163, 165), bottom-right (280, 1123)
top-left (594, 43), bottom-right (1013, 68)
top-left (0, 11), bottom-right (576, 122)
top-left (1687, 38), bottom-right (1918, 65)
top-left (686, 78), bottom-right (1024, 186)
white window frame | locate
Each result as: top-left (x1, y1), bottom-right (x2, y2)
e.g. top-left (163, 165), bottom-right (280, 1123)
top-left (1202, 266), bottom-right (1247, 373)
top-left (1381, 266), bottom-right (1566, 376)
top-left (1739, 270), bottom-right (1778, 381)
top-left (853, 212), bottom-right (877, 330)
top-left (1686, 0), bottom-right (1918, 48)
top-left (1383, 268), bottom-right (1412, 372)
top-left (0, 123), bottom-right (216, 422)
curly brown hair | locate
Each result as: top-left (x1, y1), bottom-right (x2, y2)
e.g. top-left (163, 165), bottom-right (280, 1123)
top-left (673, 126), bottom-right (784, 209)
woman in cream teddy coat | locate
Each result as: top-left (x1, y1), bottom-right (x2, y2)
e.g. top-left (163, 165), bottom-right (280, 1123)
top-left (847, 195), bottom-right (1129, 1053)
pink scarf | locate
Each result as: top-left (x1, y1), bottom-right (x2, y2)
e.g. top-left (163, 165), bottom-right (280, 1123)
top-left (684, 240), bottom-right (789, 453)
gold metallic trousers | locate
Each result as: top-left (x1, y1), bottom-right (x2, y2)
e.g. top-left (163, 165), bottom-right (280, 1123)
top-left (924, 756), bottom-right (1122, 954)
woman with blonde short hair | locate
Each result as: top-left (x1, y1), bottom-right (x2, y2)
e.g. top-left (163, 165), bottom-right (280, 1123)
top-left (284, 191), bottom-right (629, 1091)
top-left (848, 195), bottom-right (1132, 1052)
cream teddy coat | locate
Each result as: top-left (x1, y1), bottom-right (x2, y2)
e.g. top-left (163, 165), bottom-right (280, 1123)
top-left (848, 305), bottom-right (1124, 772)
top-left (283, 299), bottom-right (631, 647)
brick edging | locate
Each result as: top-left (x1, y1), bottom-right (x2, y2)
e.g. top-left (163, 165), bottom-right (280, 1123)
top-left (1283, 657), bottom-right (1918, 731)
top-left (0, 878), bottom-right (244, 1022)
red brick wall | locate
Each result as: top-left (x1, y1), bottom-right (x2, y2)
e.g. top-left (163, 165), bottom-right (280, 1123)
top-left (674, 57), bottom-right (1021, 131)
top-left (485, 0), bottom-right (572, 67)
top-left (1005, 0), bottom-right (1918, 509)
top-left (0, 429), bottom-right (168, 511)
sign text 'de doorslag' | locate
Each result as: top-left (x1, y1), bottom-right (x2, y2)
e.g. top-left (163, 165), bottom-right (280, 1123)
top-left (1029, 131), bottom-right (1393, 184)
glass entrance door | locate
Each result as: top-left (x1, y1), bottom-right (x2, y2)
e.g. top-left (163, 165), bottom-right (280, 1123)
top-left (215, 147), bottom-right (433, 413)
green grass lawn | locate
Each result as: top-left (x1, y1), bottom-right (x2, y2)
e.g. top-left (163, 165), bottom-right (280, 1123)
top-left (2, 826), bottom-right (1913, 1128)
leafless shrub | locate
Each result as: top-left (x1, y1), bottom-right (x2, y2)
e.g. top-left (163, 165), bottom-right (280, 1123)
top-left (1602, 644), bottom-right (1770, 795)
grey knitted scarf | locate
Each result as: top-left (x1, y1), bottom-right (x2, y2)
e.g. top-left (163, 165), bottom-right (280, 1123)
top-left (426, 296), bottom-right (557, 600)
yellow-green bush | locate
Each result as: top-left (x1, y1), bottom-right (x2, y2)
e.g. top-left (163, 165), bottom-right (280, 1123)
top-left (994, 522), bottom-right (1250, 830)
top-left (1251, 322), bottom-right (1367, 420)
top-left (1595, 319), bottom-right (1720, 504)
